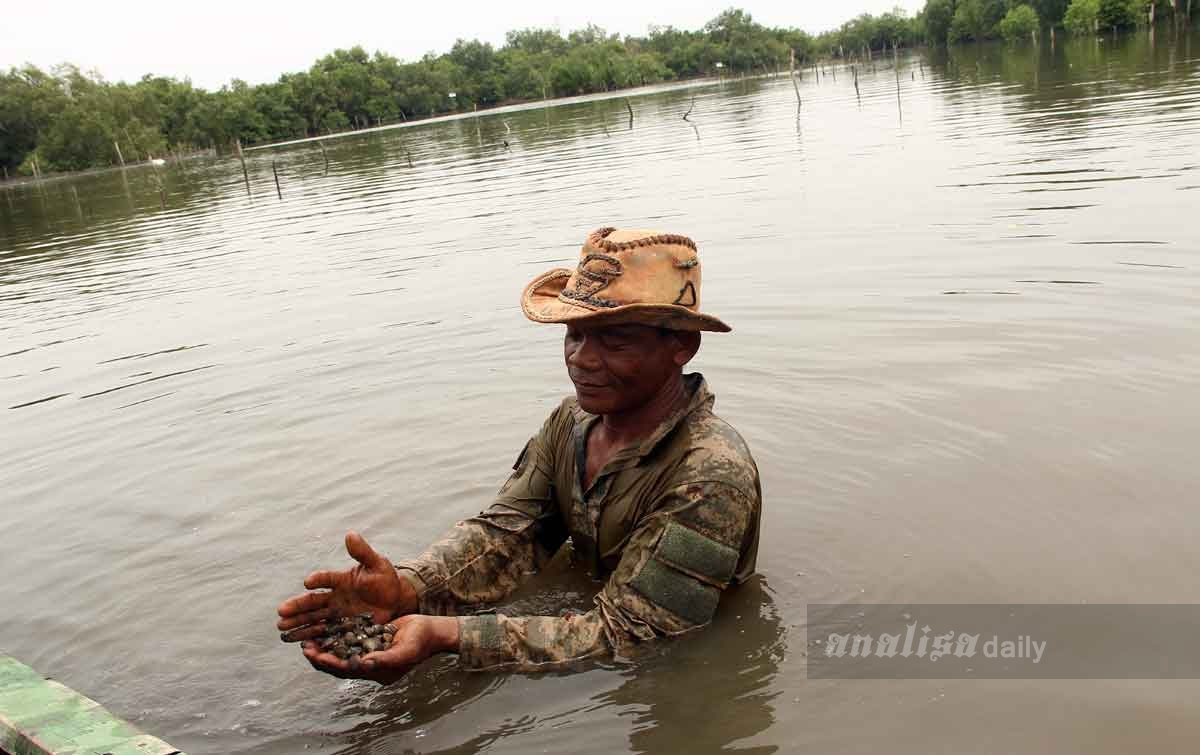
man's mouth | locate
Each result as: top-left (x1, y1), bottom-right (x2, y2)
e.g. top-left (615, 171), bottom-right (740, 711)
top-left (570, 376), bottom-right (608, 389)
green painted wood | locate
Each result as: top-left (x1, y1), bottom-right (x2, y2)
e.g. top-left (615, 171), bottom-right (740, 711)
top-left (0, 656), bottom-right (182, 755)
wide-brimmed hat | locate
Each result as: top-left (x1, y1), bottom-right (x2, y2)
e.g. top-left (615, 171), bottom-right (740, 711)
top-left (521, 227), bottom-right (731, 333)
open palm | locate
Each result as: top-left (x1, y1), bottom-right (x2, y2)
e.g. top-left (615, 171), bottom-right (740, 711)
top-left (276, 531), bottom-right (417, 642)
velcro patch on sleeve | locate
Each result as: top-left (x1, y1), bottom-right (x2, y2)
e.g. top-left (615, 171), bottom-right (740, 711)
top-left (629, 558), bottom-right (720, 627)
top-left (654, 520), bottom-right (739, 587)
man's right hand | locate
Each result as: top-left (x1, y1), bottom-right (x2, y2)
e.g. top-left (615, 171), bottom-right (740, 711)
top-left (276, 531), bottom-right (418, 643)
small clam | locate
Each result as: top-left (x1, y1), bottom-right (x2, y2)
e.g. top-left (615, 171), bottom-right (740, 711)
top-left (362, 637), bottom-right (381, 653)
top-left (357, 612), bottom-right (373, 621)
top-left (382, 633), bottom-right (393, 646)
top-left (333, 644), bottom-right (351, 659)
top-left (365, 624), bottom-right (382, 637)
top-left (342, 631), bottom-right (356, 643)
top-left (383, 624), bottom-right (397, 634)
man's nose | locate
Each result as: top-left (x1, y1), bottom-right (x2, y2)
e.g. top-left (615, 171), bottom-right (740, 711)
top-left (567, 334), bottom-right (602, 370)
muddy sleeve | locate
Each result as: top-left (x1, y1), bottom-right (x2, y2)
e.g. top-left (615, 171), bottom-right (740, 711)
top-left (455, 480), bottom-right (757, 671)
top-left (393, 411), bottom-right (568, 615)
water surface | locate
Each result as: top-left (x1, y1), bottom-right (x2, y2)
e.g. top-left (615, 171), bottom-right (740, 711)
top-left (2, 31), bottom-right (1200, 754)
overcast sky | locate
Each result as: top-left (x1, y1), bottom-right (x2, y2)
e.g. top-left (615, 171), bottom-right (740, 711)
top-left (3, 0), bottom-right (923, 90)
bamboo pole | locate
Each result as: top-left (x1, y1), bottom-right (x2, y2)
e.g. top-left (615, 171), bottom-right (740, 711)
top-left (318, 140), bottom-right (329, 176)
top-left (682, 94), bottom-right (696, 121)
top-left (151, 167), bottom-right (166, 209)
top-left (895, 46), bottom-right (903, 123)
top-left (71, 185), bottom-right (83, 220)
top-left (272, 160), bottom-right (283, 200)
top-left (114, 140), bottom-right (126, 168)
top-left (235, 139), bottom-right (251, 197)
top-left (625, 98), bottom-right (634, 129)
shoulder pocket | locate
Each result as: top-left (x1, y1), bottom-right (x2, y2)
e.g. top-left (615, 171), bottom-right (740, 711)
top-left (654, 520), bottom-right (739, 587)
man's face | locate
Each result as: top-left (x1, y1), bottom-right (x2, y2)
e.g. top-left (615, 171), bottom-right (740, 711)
top-left (563, 322), bottom-right (696, 415)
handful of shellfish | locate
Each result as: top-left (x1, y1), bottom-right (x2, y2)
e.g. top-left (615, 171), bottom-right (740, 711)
top-left (310, 613), bottom-right (396, 661)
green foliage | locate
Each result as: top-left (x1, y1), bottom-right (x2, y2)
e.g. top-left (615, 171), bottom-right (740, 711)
top-left (1098, 0), bottom-right (1138, 28)
top-left (999, 4), bottom-right (1041, 39)
top-left (814, 9), bottom-right (924, 57)
top-left (948, 0), bottom-right (1008, 41)
top-left (1064, 0), bottom-right (1102, 32)
top-left (924, 0), bottom-right (957, 44)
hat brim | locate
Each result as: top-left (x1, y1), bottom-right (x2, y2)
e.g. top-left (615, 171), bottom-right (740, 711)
top-left (521, 268), bottom-right (732, 333)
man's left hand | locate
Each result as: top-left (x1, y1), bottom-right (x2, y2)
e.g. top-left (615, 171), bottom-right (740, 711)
top-left (300, 614), bottom-right (460, 685)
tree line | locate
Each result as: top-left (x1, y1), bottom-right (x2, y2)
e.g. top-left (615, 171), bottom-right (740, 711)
top-left (2, 6), bottom-right (1194, 176)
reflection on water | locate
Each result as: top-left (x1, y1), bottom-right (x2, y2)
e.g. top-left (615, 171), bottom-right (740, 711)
top-left (2, 30), bottom-right (1200, 755)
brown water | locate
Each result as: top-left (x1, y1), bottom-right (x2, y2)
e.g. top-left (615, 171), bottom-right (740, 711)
top-left (3, 32), bottom-right (1200, 754)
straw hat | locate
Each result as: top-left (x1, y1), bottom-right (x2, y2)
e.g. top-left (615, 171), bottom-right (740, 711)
top-left (521, 227), bottom-right (731, 333)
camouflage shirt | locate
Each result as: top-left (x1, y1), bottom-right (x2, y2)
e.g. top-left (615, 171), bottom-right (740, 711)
top-left (394, 373), bottom-right (762, 672)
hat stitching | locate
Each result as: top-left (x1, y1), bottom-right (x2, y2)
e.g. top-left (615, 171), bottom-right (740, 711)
top-left (559, 288), bottom-right (619, 309)
top-left (587, 226), bottom-right (698, 253)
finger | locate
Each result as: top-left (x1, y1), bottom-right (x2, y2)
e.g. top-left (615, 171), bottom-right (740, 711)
top-left (358, 640), bottom-right (418, 671)
top-left (277, 606), bottom-right (337, 631)
top-left (278, 591), bottom-right (332, 617)
top-left (302, 644), bottom-right (354, 676)
top-left (279, 624), bottom-right (326, 643)
top-left (345, 531), bottom-right (388, 571)
top-left (302, 570), bottom-right (343, 591)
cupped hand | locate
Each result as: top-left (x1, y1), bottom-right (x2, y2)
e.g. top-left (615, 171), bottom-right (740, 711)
top-left (276, 531), bottom-right (417, 643)
top-left (301, 614), bottom-right (461, 685)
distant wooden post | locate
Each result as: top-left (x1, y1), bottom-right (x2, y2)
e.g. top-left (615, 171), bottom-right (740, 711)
top-left (318, 140), bottom-right (329, 176)
top-left (70, 185), bottom-right (84, 220)
top-left (895, 46), bottom-right (903, 123)
top-left (235, 139), bottom-right (251, 197)
top-left (625, 98), bottom-right (634, 129)
top-left (113, 140), bottom-right (126, 168)
top-left (272, 159), bottom-right (283, 200)
top-left (2, 166), bottom-right (8, 182)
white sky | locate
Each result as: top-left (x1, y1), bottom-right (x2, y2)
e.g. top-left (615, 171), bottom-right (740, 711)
top-left (2, 0), bottom-right (923, 90)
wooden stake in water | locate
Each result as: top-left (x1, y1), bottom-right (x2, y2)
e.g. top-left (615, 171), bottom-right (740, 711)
top-left (113, 140), bottom-right (126, 168)
top-left (625, 98), bottom-right (634, 129)
top-left (272, 159), bottom-right (283, 200)
top-left (895, 47), bottom-right (903, 123)
top-left (235, 139), bottom-right (250, 197)
top-left (71, 185), bottom-right (83, 220)
top-left (151, 167), bottom-right (166, 209)
top-left (791, 73), bottom-right (802, 115)
top-left (318, 140), bottom-right (329, 176)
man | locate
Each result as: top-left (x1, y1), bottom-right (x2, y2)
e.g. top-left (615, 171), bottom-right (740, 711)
top-left (277, 227), bottom-right (762, 682)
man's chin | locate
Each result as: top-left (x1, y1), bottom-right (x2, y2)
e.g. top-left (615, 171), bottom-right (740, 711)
top-left (573, 390), bottom-right (612, 415)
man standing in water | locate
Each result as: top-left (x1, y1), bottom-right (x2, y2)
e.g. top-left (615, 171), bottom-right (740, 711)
top-left (277, 227), bottom-right (762, 680)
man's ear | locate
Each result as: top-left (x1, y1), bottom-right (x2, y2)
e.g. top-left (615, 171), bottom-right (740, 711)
top-left (670, 331), bottom-right (701, 367)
